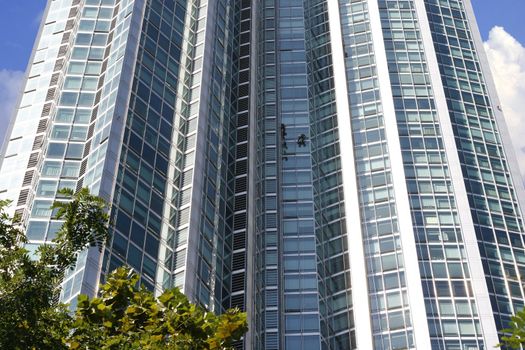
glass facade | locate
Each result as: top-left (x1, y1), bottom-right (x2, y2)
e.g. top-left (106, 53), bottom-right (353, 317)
top-left (306, 1), bottom-right (354, 349)
top-left (378, 1), bottom-right (483, 348)
top-left (255, 0), bottom-right (281, 347)
top-left (425, 0), bottom-right (525, 337)
top-left (1, 0), bottom-right (524, 349)
top-left (339, 1), bottom-right (416, 349)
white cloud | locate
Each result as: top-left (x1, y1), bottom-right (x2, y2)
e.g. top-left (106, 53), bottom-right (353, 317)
top-left (0, 69), bottom-right (25, 145)
top-left (483, 26), bottom-right (525, 177)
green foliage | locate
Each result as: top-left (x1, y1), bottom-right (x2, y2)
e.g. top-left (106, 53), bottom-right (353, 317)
top-left (499, 308), bottom-right (525, 349)
top-left (68, 267), bottom-right (248, 350)
top-left (0, 189), bottom-right (109, 350)
top-left (45, 188), bottom-right (109, 273)
top-left (0, 188), bottom-right (247, 349)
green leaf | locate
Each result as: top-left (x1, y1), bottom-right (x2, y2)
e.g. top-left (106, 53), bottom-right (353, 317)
top-left (0, 189), bottom-right (247, 349)
top-left (66, 267), bottom-right (247, 349)
top-left (0, 189), bottom-right (108, 349)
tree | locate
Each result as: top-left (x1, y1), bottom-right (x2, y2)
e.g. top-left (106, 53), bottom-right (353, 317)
top-left (0, 188), bottom-right (109, 350)
top-left (499, 308), bottom-right (525, 349)
top-left (0, 188), bottom-right (247, 349)
top-left (68, 267), bottom-right (247, 350)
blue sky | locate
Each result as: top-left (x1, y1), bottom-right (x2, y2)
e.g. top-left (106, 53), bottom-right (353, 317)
top-left (0, 1), bottom-right (524, 174)
top-left (472, 0), bottom-right (525, 44)
top-left (0, 1), bottom-right (46, 71)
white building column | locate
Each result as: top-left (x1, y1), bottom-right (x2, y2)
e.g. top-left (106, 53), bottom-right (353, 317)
top-left (412, 0), bottom-right (499, 347)
top-left (326, 2), bottom-right (373, 348)
top-left (367, 0), bottom-right (433, 348)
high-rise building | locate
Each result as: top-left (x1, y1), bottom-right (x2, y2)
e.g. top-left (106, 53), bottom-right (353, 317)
top-left (1, 0), bottom-right (524, 349)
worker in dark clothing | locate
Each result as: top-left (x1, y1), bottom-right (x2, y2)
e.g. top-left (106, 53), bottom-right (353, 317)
top-left (297, 133), bottom-right (307, 147)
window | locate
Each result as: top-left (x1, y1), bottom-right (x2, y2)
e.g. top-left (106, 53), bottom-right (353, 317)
top-left (78, 93), bottom-right (95, 106)
top-left (92, 34), bottom-right (107, 46)
top-left (31, 200), bottom-right (53, 217)
top-left (66, 144), bottom-right (84, 159)
top-left (388, 311), bottom-right (405, 330)
top-left (60, 92), bottom-right (78, 106)
top-left (455, 301), bottom-right (471, 316)
top-left (436, 281), bottom-right (450, 297)
top-left (71, 47), bottom-right (89, 59)
top-left (68, 62), bottom-right (85, 74)
top-left (47, 221), bottom-right (62, 240)
top-left (286, 337), bottom-right (301, 349)
top-left (285, 295), bottom-right (300, 312)
top-left (26, 221), bottom-right (47, 240)
top-left (62, 162), bottom-right (80, 177)
top-left (64, 77), bottom-right (82, 90)
top-left (51, 125), bottom-right (70, 140)
top-left (71, 126), bottom-right (88, 140)
top-left (382, 254), bottom-right (397, 271)
top-left (82, 77), bottom-right (98, 90)
top-left (83, 7), bottom-right (98, 18)
top-left (79, 19), bottom-right (95, 31)
top-left (56, 109), bottom-right (74, 122)
top-left (443, 321), bottom-right (458, 336)
top-left (42, 161), bottom-right (61, 177)
top-left (303, 314), bottom-right (319, 332)
top-left (95, 20), bottom-right (111, 32)
top-left (36, 180), bottom-right (57, 197)
top-left (387, 292), bottom-right (402, 309)
top-left (459, 321), bottom-right (476, 336)
top-left (127, 244), bottom-right (142, 271)
top-left (285, 315), bottom-right (300, 332)
top-left (76, 33), bottom-right (92, 45)
top-left (47, 143), bottom-right (66, 158)
top-left (58, 180), bottom-right (76, 193)
top-left (75, 110), bottom-right (91, 123)
top-left (86, 62), bottom-right (102, 75)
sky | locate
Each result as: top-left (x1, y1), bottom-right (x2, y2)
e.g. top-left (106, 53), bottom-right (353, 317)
top-left (0, 0), bottom-right (524, 173)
